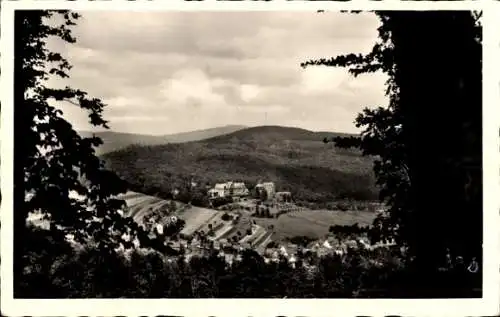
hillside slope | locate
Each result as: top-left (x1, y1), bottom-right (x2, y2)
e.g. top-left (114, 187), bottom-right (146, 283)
top-left (80, 125), bottom-right (247, 155)
top-left (103, 126), bottom-right (378, 203)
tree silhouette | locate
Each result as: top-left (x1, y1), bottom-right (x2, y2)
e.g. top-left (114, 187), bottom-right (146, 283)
top-left (302, 11), bottom-right (482, 280)
top-left (14, 10), bottom-right (149, 293)
top-left (168, 200), bottom-right (177, 213)
top-left (259, 188), bottom-right (268, 202)
top-left (264, 208), bottom-right (271, 218)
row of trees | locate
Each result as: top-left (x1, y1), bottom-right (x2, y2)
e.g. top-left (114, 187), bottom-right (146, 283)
top-left (253, 204), bottom-right (272, 218)
top-left (18, 228), bottom-right (480, 298)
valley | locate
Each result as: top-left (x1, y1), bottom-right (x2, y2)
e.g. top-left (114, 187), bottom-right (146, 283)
top-left (99, 125), bottom-right (381, 261)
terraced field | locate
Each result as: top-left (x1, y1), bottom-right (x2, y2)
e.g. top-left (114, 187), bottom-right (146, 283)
top-left (196, 211), bottom-right (227, 234)
top-left (118, 191), bottom-right (176, 224)
top-left (214, 223), bottom-right (234, 239)
top-left (117, 191), bottom-right (272, 251)
top-left (178, 207), bottom-right (219, 236)
top-left (238, 225), bottom-right (263, 244)
top-left (255, 231), bottom-right (273, 253)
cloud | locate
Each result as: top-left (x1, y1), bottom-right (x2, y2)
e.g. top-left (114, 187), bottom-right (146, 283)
top-left (159, 68), bottom-right (226, 109)
top-left (48, 11), bottom-right (388, 135)
top-left (300, 66), bottom-right (349, 94)
top-left (240, 84), bottom-right (261, 103)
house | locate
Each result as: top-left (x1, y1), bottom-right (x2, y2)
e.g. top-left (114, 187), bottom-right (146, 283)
top-left (217, 183), bottom-right (230, 196)
top-left (289, 255), bottom-right (297, 268)
top-left (208, 183), bottom-right (228, 198)
top-left (155, 223), bottom-right (164, 235)
top-left (208, 181), bottom-right (249, 199)
top-left (213, 240), bottom-right (221, 250)
top-left (255, 182), bottom-right (276, 199)
top-left (279, 245), bottom-right (288, 257)
top-left (230, 182), bottom-right (250, 197)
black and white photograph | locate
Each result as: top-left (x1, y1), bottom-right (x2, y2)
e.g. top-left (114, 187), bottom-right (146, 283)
top-left (1, 1), bottom-right (499, 316)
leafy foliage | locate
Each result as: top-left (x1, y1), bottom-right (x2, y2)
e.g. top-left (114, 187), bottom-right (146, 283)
top-left (302, 11), bottom-right (482, 272)
top-left (14, 10), bottom-right (149, 293)
top-left (18, 228), bottom-right (481, 298)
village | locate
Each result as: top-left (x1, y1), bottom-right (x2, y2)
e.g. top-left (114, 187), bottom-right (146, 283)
top-left (117, 180), bottom-right (394, 269)
top-left (27, 178), bottom-right (390, 270)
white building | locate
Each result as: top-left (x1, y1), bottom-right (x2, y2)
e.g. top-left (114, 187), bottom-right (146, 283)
top-left (230, 182), bottom-right (250, 197)
top-left (209, 183), bottom-right (229, 198)
top-left (208, 181), bottom-right (249, 199)
top-left (156, 223), bottom-right (164, 235)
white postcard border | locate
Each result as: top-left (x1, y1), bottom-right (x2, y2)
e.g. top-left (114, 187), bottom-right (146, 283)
top-left (1, 1), bottom-right (499, 316)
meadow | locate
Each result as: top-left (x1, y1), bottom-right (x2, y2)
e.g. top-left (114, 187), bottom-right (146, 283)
top-left (253, 209), bottom-right (376, 242)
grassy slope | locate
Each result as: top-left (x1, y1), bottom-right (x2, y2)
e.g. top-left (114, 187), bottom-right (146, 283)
top-left (103, 126), bottom-right (378, 202)
top-left (80, 125), bottom-right (247, 155)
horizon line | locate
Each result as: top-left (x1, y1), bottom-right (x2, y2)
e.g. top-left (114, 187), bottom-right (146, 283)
top-left (77, 124), bottom-right (360, 137)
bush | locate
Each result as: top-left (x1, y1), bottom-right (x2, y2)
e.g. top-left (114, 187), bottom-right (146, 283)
top-left (221, 213), bottom-right (232, 221)
top-left (163, 219), bottom-right (186, 237)
top-left (266, 241), bottom-right (278, 249)
top-left (212, 197), bottom-right (233, 208)
top-left (336, 202), bottom-right (350, 211)
top-left (289, 235), bottom-right (315, 247)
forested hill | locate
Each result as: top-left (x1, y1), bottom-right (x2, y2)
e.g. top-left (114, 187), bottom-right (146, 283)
top-left (198, 125), bottom-right (355, 144)
top-left (102, 125), bottom-right (378, 203)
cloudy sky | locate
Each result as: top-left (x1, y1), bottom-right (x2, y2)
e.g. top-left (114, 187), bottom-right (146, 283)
top-left (49, 11), bottom-right (388, 136)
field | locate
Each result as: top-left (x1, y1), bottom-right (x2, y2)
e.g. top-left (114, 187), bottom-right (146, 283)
top-left (178, 206), bottom-right (219, 236)
top-left (117, 191), bottom-right (374, 250)
top-left (196, 211), bottom-right (228, 234)
top-left (253, 209), bottom-right (376, 242)
top-left (117, 191), bottom-right (269, 247)
top-left (118, 191), bottom-right (176, 224)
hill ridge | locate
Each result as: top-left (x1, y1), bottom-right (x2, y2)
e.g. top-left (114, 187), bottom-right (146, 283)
top-left (198, 125), bottom-right (358, 144)
top-left (103, 125), bottom-right (377, 205)
top-left (79, 124), bottom-right (247, 155)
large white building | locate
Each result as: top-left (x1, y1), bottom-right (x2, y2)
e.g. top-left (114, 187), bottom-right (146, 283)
top-left (208, 181), bottom-right (249, 199)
